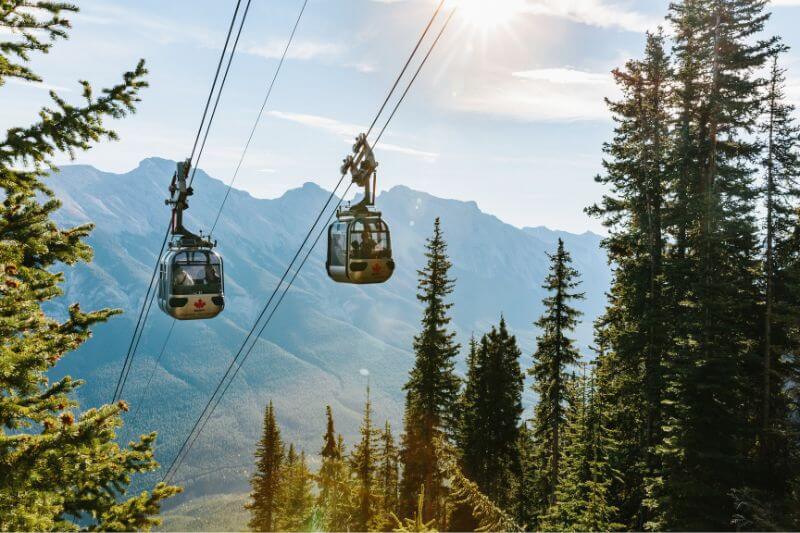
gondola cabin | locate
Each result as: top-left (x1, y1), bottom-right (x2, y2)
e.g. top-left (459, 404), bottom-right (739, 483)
top-left (158, 247), bottom-right (225, 319)
top-left (327, 214), bottom-right (394, 284)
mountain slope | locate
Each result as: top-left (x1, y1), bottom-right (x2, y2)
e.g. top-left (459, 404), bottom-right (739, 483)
top-left (46, 157), bottom-right (610, 503)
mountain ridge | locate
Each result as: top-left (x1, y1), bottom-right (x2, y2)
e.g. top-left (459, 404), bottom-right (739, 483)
top-left (46, 157), bottom-right (611, 504)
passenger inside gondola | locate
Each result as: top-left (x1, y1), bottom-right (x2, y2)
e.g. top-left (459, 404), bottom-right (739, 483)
top-left (350, 219), bottom-right (390, 260)
top-left (172, 251), bottom-right (222, 294)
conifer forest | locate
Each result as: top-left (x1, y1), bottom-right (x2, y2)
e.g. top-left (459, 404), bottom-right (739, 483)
top-left (2, 0), bottom-right (800, 531)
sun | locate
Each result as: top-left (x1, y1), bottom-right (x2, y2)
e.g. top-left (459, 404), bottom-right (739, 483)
top-left (448, 0), bottom-right (527, 30)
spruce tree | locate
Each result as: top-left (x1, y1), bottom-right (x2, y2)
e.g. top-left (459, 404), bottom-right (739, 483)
top-left (585, 30), bottom-right (672, 528)
top-left (350, 386), bottom-right (380, 531)
top-left (375, 421), bottom-right (400, 531)
top-left (528, 238), bottom-right (584, 520)
top-left (316, 406), bottom-right (354, 531)
top-left (247, 401), bottom-right (284, 532)
top-left (458, 318), bottom-right (524, 509)
top-left (276, 445), bottom-right (314, 532)
top-left (0, 2), bottom-right (180, 529)
top-left (399, 217), bottom-right (461, 522)
top-left (757, 45), bottom-right (800, 499)
top-left (648, 1), bottom-right (775, 528)
top-left (540, 367), bottom-right (620, 532)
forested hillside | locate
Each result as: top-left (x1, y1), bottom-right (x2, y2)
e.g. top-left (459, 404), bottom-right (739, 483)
top-left (45, 158), bottom-right (610, 502)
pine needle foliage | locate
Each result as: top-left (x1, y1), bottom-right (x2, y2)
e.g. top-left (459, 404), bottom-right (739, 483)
top-left (528, 238), bottom-right (585, 518)
top-left (0, 2), bottom-right (180, 529)
top-left (247, 401), bottom-right (284, 532)
top-left (400, 217), bottom-right (461, 522)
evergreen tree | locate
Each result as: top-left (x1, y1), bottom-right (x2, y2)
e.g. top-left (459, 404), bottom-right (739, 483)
top-left (585, 30), bottom-right (672, 528)
top-left (350, 386), bottom-right (380, 531)
top-left (458, 318), bottom-right (524, 509)
top-left (540, 367), bottom-right (621, 532)
top-left (648, 1), bottom-right (775, 528)
top-left (400, 217), bottom-right (461, 522)
top-left (247, 401), bottom-right (284, 532)
top-left (756, 45), bottom-right (800, 510)
top-left (528, 238), bottom-right (585, 520)
top-left (375, 421), bottom-right (400, 531)
top-left (276, 445), bottom-right (314, 531)
top-left (316, 406), bottom-right (355, 531)
top-left (0, 3), bottom-right (180, 529)
top-left (515, 421), bottom-right (539, 530)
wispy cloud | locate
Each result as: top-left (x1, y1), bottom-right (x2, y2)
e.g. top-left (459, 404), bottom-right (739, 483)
top-left (6, 78), bottom-right (73, 92)
top-left (512, 67), bottom-right (610, 85)
top-left (449, 66), bottom-right (617, 122)
top-left (523, 0), bottom-right (662, 33)
top-left (266, 111), bottom-right (439, 161)
top-left (244, 40), bottom-right (345, 61)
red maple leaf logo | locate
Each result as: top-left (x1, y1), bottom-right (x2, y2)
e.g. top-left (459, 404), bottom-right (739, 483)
top-left (371, 263), bottom-right (382, 274)
top-left (194, 299), bottom-right (207, 309)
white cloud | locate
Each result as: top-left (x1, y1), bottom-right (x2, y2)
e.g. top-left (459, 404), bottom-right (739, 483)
top-left (266, 111), bottom-right (439, 161)
top-left (512, 67), bottom-right (609, 85)
top-left (449, 67), bottom-right (617, 122)
top-left (523, 0), bottom-right (662, 33)
top-left (244, 40), bottom-right (345, 61)
top-left (6, 78), bottom-right (73, 92)
top-left (771, 0), bottom-right (800, 5)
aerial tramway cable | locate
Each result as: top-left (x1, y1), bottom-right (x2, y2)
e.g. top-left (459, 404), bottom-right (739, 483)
top-left (125, 0), bottom-right (311, 422)
top-left (161, 4), bottom-right (457, 485)
top-left (112, 0), bottom-right (250, 404)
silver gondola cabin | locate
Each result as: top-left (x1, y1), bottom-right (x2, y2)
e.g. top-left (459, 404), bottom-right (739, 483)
top-left (157, 159), bottom-right (225, 320)
top-left (326, 134), bottom-right (394, 284)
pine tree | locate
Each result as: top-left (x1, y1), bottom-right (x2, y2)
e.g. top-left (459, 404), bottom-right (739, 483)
top-left (375, 421), bottom-right (400, 531)
top-left (316, 406), bottom-right (355, 531)
top-left (458, 318), bottom-right (524, 509)
top-left (585, 30), bottom-right (672, 528)
top-left (540, 367), bottom-right (621, 532)
top-left (247, 401), bottom-right (284, 532)
top-left (0, 3), bottom-right (180, 529)
top-left (528, 238), bottom-right (585, 520)
top-left (647, 1), bottom-right (775, 528)
top-left (400, 217), bottom-right (461, 522)
top-left (351, 386), bottom-right (380, 531)
top-left (276, 445), bottom-right (314, 531)
top-left (756, 45), bottom-right (800, 507)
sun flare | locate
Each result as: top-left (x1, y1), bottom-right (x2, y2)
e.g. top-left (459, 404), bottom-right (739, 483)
top-left (448, 0), bottom-right (527, 30)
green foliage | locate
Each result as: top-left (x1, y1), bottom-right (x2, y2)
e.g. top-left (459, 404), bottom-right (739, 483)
top-left (587, 0), bottom-right (800, 529)
top-left (435, 438), bottom-right (522, 533)
top-left (0, 2), bottom-right (179, 530)
top-left (350, 386), bottom-right (380, 531)
top-left (585, 31), bottom-right (672, 528)
top-left (457, 319), bottom-right (524, 512)
top-left (276, 446), bottom-right (314, 531)
top-left (315, 406), bottom-right (356, 531)
top-left (539, 367), bottom-right (622, 532)
top-left (246, 401), bottom-right (284, 532)
top-left (374, 421), bottom-right (400, 531)
top-left (527, 238), bottom-right (585, 520)
top-left (400, 218), bottom-right (461, 522)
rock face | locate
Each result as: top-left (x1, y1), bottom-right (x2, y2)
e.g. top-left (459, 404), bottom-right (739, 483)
top-left (47, 157), bottom-right (611, 499)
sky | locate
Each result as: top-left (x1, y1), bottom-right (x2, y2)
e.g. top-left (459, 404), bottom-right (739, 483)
top-left (3, 0), bottom-right (800, 233)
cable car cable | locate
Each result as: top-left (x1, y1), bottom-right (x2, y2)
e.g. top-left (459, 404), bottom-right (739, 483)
top-left (112, 0), bottom-right (251, 404)
top-left (365, 0), bottom-right (446, 138)
top-left (210, 0), bottom-right (310, 235)
top-left (161, 6), bottom-right (456, 484)
top-left (121, 0), bottom-right (307, 417)
top-left (130, 319), bottom-right (176, 421)
top-left (189, 0), bottom-right (254, 188)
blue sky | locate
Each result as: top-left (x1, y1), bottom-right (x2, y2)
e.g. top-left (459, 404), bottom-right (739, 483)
top-left (4, 0), bottom-right (800, 232)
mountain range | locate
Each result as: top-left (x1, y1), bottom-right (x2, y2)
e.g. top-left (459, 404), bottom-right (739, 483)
top-left (47, 157), bottom-right (611, 507)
